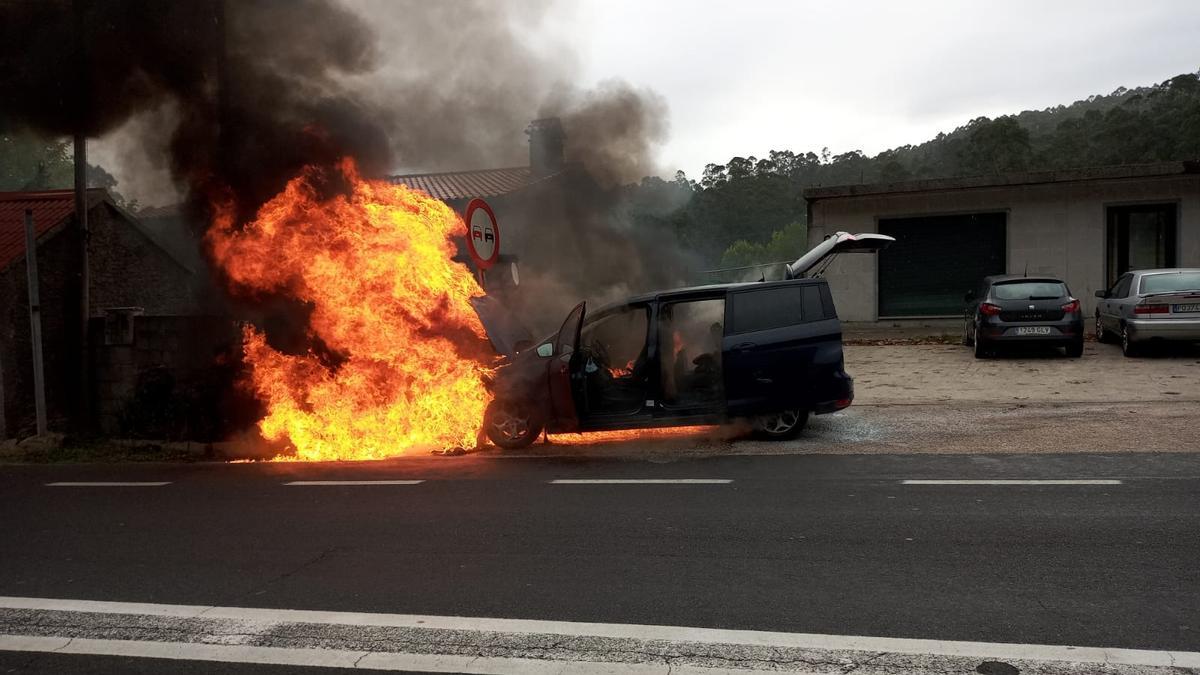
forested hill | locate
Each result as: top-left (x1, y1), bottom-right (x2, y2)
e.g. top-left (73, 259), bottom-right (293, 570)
top-left (629, 71), bottom-right (1200, 267)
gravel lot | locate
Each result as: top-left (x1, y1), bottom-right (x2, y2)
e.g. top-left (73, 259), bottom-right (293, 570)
top-left (512, 341), bottom-right (1200, 458)
top-left (848, 341), bottom-right (1200, 405)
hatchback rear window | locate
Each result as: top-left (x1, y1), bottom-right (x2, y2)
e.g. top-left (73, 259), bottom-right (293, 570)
top-left (1140, 272), bottom-right (1200, 294)
top-left (992, 281), bottom-right (1067, 300)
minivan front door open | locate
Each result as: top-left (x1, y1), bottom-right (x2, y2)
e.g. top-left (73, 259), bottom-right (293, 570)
top-left (548, 302), bottom-right (584, 430)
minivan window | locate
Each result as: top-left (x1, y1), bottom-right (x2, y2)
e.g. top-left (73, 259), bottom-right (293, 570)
top-left (730, 285), bottom-right (805, 334)
top-left (1140, 271), bottom-right (1200, 294)
top-left (992, 281), bottom-right (1067, 300)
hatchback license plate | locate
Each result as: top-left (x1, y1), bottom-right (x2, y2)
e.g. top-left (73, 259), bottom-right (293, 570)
top-left (1015, 326), bottom-right (1052, 336)
top-left (1174, 303), bottom-right (1200, 313)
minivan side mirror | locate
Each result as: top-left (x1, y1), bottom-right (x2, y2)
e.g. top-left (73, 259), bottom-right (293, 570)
top-left (536, 343), bottom-right (554, 358)
top-left (964, 290), bottom-right (976, 302)
top-left (1094, 290), bottom-right (1108, 299)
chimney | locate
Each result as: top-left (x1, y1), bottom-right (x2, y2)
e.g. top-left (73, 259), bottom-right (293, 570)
top-left (526, 117), bottom-right (565, 178)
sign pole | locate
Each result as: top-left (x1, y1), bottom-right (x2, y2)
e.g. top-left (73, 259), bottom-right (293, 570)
top-left (23, 209), bottom-right (49, 436)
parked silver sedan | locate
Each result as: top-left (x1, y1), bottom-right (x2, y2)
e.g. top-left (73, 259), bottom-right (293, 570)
top-left (1095, 268), bottom-right (1200, 356)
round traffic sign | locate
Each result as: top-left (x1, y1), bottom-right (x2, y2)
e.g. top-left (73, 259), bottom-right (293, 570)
top-left (464, 198), bottom-right (500, 270)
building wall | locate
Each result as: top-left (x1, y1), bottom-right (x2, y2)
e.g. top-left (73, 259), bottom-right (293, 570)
top-left (0, 203), bottom-right (204, 437)
top-left (808, 175), bottom-right (1200, 322)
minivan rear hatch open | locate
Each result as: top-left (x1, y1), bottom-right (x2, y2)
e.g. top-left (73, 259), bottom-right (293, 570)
top-left (785, 231), bottom-right (895, 279)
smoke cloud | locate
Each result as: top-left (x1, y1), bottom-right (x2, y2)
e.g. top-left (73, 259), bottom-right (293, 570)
top-left (0, 0), bottom-right (691, 335)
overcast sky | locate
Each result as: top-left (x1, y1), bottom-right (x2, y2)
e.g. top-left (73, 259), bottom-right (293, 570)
top-left (544, 0), bottom-right (1200, 177)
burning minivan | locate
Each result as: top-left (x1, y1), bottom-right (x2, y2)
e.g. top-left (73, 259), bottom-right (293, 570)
top-left (478, 232), bottom-right (894, 449)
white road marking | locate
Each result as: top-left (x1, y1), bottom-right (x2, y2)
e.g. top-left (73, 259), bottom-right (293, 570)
top-left (1, 596), bottom-right (1198, 673)
top-left (283, 480), bottom-right (425, 486)
top-left (0, 635), bottom-right (696, 674)
top-left (45, 478), bottom-right (171, 482)
top-left (1, 595), bottom-right (1197, 671)
top-left (549, 479), bottom-right (732, 484)
top-left (901, 479), bottom-right (1123, 485)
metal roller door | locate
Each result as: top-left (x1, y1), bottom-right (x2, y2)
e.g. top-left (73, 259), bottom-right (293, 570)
top-left (878, 212), bottom-right (1006, 317)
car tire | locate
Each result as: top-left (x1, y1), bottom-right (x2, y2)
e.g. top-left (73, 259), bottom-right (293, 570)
top-left (1065, 338), bottom-right (1084, 358)
top-left (753, 409), bottom-right (809, 440)
top-left (1095, 313), bottom-right (1112, 343)
top-left (1120, 325), bottom-right (1139, 358)
top-left (973, 331), bottom-right (990, 359)
top-left (962, 320), bottom-right (975, 347)
top-left (484, 399), bottom-right (544, 450)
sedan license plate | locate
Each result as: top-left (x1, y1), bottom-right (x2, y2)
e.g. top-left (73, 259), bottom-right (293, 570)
top-left (1015, 326), bottom-right (1052, 336)
top-left (1174, 303), bottom-right (1200, 313)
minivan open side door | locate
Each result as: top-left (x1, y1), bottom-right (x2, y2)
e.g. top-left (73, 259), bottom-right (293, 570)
top-left (547, 302), bottom-right (585, 430)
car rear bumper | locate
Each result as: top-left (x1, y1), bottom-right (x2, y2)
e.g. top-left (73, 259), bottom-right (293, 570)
top-left (1127, 318), bottom-right (1200, 341)
top-left (979, 319), bottom-right (1084, 343)
top-left (813, 373), bottom-right (853, 414)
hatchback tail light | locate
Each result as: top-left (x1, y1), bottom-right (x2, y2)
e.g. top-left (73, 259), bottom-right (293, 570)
top-left (1061, 299), bottom-right (1080, 314)
top-left (1134, 304), bottom-right (1169, 315)
top-left (979, 302), bottom-right (1002, 316)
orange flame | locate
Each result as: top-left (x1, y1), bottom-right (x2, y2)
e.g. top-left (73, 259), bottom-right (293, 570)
top-left (207, 159), bottom-right (494, 460)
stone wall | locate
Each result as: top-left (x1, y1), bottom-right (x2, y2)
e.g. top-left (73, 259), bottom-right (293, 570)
top-left (0, 200), bottom-right (210, 437)
top-left (90, 313), bottom-right (243, 439)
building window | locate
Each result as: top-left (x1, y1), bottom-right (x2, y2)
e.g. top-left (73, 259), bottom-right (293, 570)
top-left (1106, 204), bottom-right (1177, 286)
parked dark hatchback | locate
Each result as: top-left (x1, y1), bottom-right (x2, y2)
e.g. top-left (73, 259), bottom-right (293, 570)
top-left (963, 275), bottom-right (1085, 358)
top-left (481, 232), bottom-right (893, 449)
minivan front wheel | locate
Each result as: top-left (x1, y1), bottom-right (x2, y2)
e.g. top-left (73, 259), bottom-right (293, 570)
top-left (753, 409), bottom-right (809, 440)
top-left (484, 399), bottom-right (544, 450)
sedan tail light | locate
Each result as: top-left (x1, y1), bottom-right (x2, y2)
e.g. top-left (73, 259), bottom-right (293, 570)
top-left (979, 302), bottom-right (1002, 316)
top-left (1061, 299), bottom-right (1080, 314)
top-left (1134, 304), bottom-right (1169, 315)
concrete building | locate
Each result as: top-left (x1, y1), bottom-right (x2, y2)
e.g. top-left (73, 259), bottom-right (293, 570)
top-left (804, 161), bottom-right (1200, 322)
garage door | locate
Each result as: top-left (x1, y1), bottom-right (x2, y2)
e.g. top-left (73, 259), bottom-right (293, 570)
top-left (878, 212), bottom-right (1006, 317)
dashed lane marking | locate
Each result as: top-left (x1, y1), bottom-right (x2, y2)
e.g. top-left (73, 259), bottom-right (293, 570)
top-left (901, 479), bottom-right (1123, 485)
top-left (44, 478), bottom-right (172, 482)
top-left (283, 480), bottom-right (426, 486)
top-left (549, 479), bottom-right (733, 484)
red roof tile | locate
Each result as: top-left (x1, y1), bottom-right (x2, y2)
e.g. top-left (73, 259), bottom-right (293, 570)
top-left (389, 166), bottom-right (562, 201)
top-left (0, 190), bottom-right (88, 270)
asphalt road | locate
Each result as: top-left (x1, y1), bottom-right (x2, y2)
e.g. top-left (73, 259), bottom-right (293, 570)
top-left (0, 452), bottom-right (1197, 672)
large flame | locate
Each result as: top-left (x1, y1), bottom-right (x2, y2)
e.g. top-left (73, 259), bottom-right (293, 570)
top-left (207, 159), bottom-right (493, 460)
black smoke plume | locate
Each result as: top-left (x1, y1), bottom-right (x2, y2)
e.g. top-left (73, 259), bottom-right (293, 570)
top-left (1, 0), bottom-right (690, 334)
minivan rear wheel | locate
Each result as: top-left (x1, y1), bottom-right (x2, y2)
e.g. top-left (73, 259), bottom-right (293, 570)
top-left (484, 399), bottom-right (544, 450)
top-left (753, 409), bottom-right (809, 440)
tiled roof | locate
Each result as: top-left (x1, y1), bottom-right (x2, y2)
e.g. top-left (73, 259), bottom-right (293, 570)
top-left (0, 189), bottom-right (105, 270)
top-left (388, 166), bottom-right (558, 201)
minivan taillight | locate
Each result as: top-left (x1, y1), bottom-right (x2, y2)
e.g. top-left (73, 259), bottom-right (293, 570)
top-left (1061, 299), bottom-right (1080, 314)
top-left (1134, 304), bottom-right (1169, 315)
top-left (979, 303), bottom-right (1002, 316)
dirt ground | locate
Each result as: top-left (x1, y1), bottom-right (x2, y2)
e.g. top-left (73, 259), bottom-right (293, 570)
top-left (502, 340), bottom-right (1200, 459)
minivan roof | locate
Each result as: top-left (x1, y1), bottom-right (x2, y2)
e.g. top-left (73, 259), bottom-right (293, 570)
top-left (617, 277), bottom-right (825, 307)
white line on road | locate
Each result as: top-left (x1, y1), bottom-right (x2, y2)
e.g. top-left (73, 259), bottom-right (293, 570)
top-left (283, 480), bottom-right (425, 486)
top-left (44, 478), bottom-right (172, 482)
top-left (549, 479), bottom-right (732, 484)
top-left (901, 479), bottom-right (1123, 485)
top-left (0, 596), bottom-right (1197, 672)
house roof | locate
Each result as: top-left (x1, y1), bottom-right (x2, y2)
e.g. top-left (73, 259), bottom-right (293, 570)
top-left (387, 165), bottom-right (566, 202)
top-left (803, 160), bottom-right (1200, 202)
top-left (0, 189), bottom-right (106, 270)
top-left (0, 188), bottom-right (196, 274)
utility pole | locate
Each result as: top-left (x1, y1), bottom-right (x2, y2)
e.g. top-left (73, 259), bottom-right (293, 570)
top-left (24, 210), bottom-right (49, 436)
top-left (73, 0), bottom-right (91, 431)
